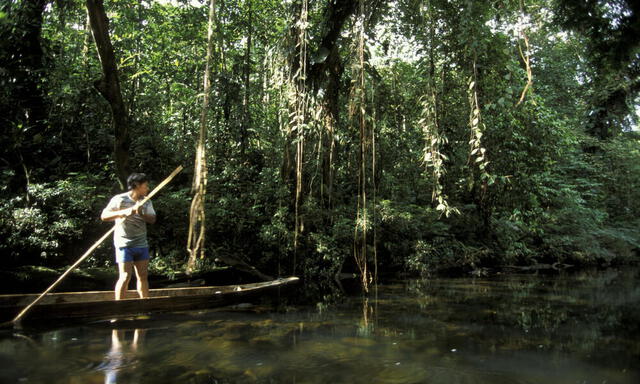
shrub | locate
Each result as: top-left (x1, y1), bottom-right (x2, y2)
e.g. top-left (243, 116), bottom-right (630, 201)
top-left (0, 173), bottom-right (105, 266)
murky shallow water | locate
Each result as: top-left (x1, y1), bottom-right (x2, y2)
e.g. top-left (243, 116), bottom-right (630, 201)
top-left (1, 268), bottom-right (639, 383)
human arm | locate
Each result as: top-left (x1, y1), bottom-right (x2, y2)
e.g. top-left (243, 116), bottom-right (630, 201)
top-left (101, 196), bottom-right (156, 223)
top-left (101, 205), bottom-right (137, 222)
top-left (101, 204), bottom-right (156, 223)
top-left (136, 203), bottom-right (156, 224)
top-left (101, 195), bottom-right (143, 222)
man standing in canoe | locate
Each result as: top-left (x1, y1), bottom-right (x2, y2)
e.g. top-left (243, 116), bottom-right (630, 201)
top-left (101, 173), bottom-right (156, 300)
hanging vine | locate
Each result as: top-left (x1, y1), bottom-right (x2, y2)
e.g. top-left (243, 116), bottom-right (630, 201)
top-left (418, 0), bottom-right (457, 218)
top-left (467, 55), bottom-right (491, 187)
top-left (186, 0), bottom-right (216, 273)
top-left (370, 84), bottom-right (378, 285)
top-left (516, 0), bottom-right (533, 106)
top-left (420, 89), bottom-right (458, 217)
top-left (289, 0), bottom-right (309, 274)
top-left (349, 0), bottom-right (373, 292)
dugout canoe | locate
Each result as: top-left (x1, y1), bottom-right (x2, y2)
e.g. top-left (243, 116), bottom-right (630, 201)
top-left (0, 276), bottom-right (299, 324)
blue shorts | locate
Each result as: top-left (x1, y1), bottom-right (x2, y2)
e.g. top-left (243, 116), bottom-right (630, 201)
top-left (115, 247), bottom-right (150, 263)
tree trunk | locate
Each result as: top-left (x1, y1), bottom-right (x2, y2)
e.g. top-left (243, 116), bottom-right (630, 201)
top-left (241, 0), bottom-right (252, 156)
top-left (86, 0), bottom-right (130, 189)
top-left (187, 0), bottom-right (217, 274)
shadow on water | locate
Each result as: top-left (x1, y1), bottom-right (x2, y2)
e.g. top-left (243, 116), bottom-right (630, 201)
top-left (0, 268), bottom-right (639, 383)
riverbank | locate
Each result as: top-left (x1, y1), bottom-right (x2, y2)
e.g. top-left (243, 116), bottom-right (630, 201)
top-left (4, 257), bottom-right (639, 297)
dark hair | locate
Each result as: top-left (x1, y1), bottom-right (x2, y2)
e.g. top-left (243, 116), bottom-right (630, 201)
top-left (127, 173), bottom-right (149, 190)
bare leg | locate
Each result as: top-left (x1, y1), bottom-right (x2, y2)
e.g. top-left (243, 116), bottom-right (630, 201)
top-left (111, 329), bottom-right (124, 350)
top-left (132, 329), bottom-right (146, 352)
top-left (133, 259), bottom-right (149, 298)
top-left (105, 329), bottom-right (125, 384)
top-left (115, 262), bottom-right (133, 300)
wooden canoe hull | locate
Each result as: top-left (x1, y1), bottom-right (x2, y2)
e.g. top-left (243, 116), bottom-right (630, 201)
top-left (0, 277), bottom-right (299, 323)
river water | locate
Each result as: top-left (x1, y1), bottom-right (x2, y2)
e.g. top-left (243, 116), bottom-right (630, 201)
top-left (1, 268), bottom-right (639, 383)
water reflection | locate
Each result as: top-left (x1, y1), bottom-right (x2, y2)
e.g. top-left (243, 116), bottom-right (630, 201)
top-left (0, 269), bottom-right (638, 383)
top-left (102, 328), bottom-right (146, 384)
top-left (357, 295), bottom-right (375, 337)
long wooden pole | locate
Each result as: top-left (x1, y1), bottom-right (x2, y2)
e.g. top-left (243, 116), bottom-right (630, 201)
top-left (9, 165), bottom-right (183, 327)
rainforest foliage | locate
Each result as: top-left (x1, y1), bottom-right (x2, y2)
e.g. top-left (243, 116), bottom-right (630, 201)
top-left (1, 0), bottom-right (639, 285)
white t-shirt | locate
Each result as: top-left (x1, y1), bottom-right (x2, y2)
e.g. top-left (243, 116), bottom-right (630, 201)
top-left (104, 192), bottom-right (156, 248)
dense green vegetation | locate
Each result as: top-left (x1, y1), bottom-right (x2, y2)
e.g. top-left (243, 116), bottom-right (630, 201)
top-left (1, 0), bottom-right (639, 288)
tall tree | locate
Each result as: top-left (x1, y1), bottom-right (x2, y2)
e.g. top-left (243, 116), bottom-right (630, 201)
top-left (86, 0), bottom-right (130, 188)
top-left (187, 0), bottom-right (217, 273)
top-left (241, 0), bottom-right (253, 155)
